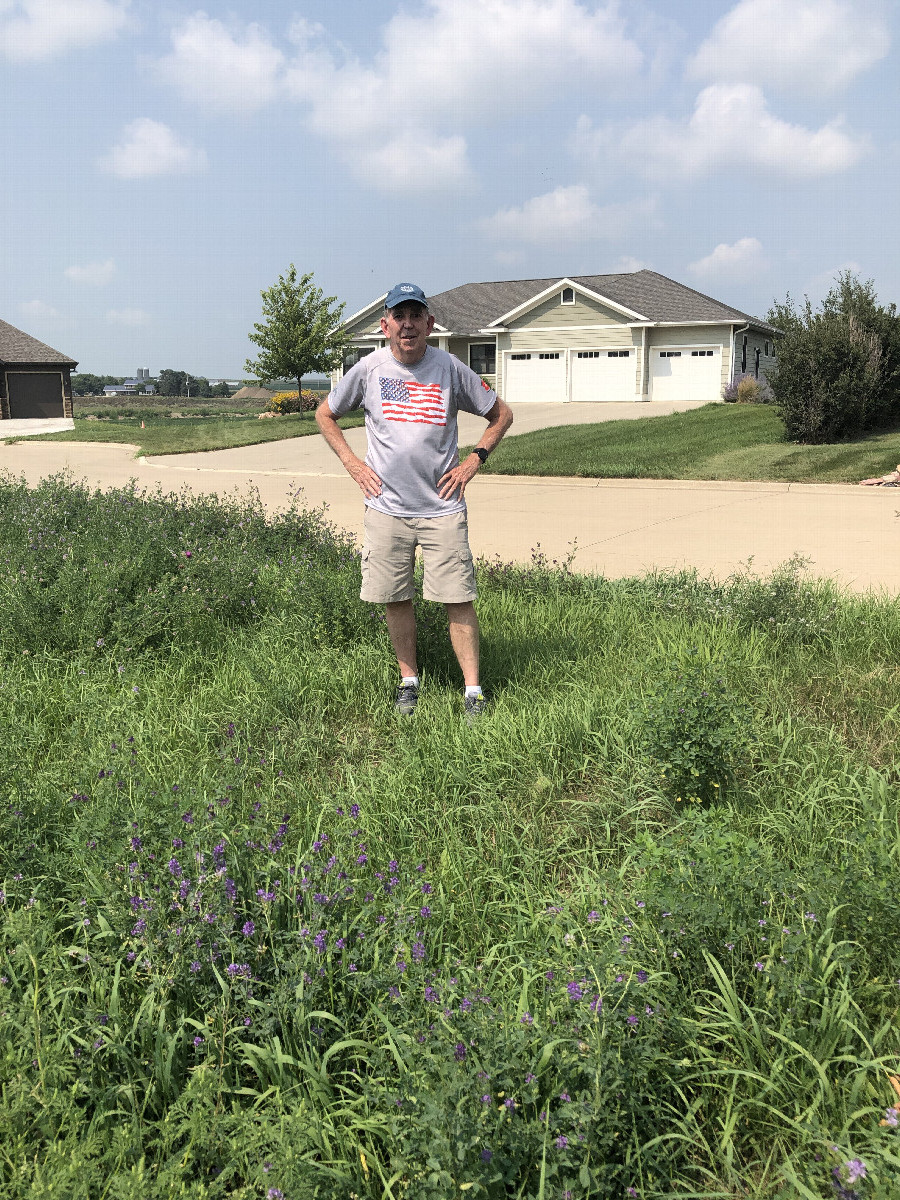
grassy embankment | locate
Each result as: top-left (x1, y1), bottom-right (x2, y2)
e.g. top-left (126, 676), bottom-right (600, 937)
top-left (0, 473), bottom-right (898, 1198)
top-left (23, 400), bottom-right (900, 480)
top-left (7, 394), bottom-right (364, 456)
top-left (467, 404), bottom-right (900, 483)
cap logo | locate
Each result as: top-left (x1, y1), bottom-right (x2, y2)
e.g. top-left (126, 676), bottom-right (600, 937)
top-left (401, 286), bottom-right (414, 292)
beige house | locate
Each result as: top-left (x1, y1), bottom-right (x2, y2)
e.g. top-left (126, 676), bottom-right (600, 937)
top-left (338, 270), bottom-right (779, 405)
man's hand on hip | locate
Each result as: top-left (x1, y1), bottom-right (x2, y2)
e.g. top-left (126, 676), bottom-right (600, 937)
top-left (345, 456), bottom-right (383, 499)
top-left (438, 454), bottom-right (481, 501)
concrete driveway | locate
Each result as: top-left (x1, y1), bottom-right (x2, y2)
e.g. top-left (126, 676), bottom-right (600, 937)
top-left (1, 401), bottom-right (897, 594)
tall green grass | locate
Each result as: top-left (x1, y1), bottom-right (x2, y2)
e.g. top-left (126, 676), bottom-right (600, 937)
top-left (0, 474), bottom-right (898, 1198)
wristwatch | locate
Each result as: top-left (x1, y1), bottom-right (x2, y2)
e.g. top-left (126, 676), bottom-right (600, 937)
top-left (473, 447), bottom-right (489, 464)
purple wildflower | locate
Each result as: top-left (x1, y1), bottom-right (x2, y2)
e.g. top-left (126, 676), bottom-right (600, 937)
top-left (555, 1135), bottom-right (568, 1149)
top-left (455, 1042), bottom-right (467, 1061)
top-left (566, 981), bottom-right (583, 1001)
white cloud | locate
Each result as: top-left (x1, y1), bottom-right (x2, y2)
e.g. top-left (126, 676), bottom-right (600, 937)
top-left (611, 255), bottom-right (649, 273)
top-left (106, 307), bottom-right (150, 327)
top-left (156, 12), bottom-right (285, 113)
top-left (574, 85), bottom-right (868, 181)
top-left (99, 119), bottom-right (207, 179)
top-left (64, 258), bottom-right (116, 286)
top-left (688, 0), bottom-right (889, 95)
top-left (281, 0), bottom-right (643, 192)
top-left (0, 0), bottom-right (129, 62)
top-left (19, 299), bottom-right (59, 319)
top-left (689, 237), bottom-right (766, 281)
top-left (478, 185), bottom-right (657, 245)
top-left (480, 186), bottom-right (599, 244)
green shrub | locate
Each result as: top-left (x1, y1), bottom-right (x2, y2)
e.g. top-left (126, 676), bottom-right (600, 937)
top-left (639, 655), bottom-right (751, 805)
top-left (768, 273), bottom-right (900, 443)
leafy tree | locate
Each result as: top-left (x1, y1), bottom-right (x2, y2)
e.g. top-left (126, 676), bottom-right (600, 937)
top-left (71, 373), bottom-right (123, 395)
top-left (156, 370), bottom-right (210, 398)
top-left (767, 272), bottom-right (900, 443)
top-left (245, 266), bottom-right (348, 418)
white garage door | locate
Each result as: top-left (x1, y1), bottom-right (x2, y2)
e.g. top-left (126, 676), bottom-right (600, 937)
top-left (650, 348), bottom-right (721, 403)
top-left (570, 349), bottom-right (635, 402)
top-left (504, 351), bottom-right (566, 403)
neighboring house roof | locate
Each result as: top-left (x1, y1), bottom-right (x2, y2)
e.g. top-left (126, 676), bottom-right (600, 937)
top-left (0, 318), bottom-right (77, 366)
top-left (347, 270), bottom-right (778, 338)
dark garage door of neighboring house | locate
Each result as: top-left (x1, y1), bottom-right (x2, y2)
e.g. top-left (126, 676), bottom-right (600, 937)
top-left (6, 371), bottom-right (65, 418)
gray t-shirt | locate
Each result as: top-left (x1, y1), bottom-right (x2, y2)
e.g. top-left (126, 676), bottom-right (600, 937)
top-left (327, 346), bottom-right (498, 518)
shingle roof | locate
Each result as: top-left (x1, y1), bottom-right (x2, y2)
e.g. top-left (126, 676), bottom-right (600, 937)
top-left (420, 270), bottom-right (776, 336)
top-left (0, 319), bottom-right (77, 366)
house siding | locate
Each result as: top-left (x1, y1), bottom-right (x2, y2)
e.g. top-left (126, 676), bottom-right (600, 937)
top-left (344, 308), bottom-right (383, 339)
top-left (734, 330), bottom-right (776, 385)
top-left (507, 292), bottom-right (630, 330)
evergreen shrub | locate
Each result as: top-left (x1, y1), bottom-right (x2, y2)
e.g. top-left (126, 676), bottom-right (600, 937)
top-left (767, 273), bottom-right (900, 443)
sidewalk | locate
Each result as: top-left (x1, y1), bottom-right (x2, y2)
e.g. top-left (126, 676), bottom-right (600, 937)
top-left (0, 402), bottom-right (896, 593)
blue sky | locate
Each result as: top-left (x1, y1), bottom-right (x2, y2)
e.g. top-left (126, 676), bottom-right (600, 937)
top-left (1, 0), bottom-right (896, 378)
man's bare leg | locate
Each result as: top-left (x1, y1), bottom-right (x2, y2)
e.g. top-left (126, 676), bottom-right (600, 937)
top-left (446, 601), bottom-right (480, 687)
top-left (385, 600), bottom-right (418, 678)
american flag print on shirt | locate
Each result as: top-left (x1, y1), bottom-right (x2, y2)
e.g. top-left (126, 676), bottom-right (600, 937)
top-left (379, 377), bottom-right (446, 426)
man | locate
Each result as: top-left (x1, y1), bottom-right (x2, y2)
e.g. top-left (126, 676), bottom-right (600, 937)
top-left (316, 282), bottom-right (513, 719)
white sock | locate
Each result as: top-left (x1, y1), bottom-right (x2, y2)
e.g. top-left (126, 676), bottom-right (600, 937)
top-left (464, 685), bottom-right (483, 699)
top-left (401, 675), bottom-right (419, 689)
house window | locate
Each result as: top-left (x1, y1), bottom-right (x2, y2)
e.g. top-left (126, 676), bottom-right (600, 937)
top-left (539, 353), bottom-right (560, 359)
top-left (343, 346), bottom-right (374, 372)
top-left (755, 347), bottom-right (760, 379)
top-left (607, 350), bottom-right (630, 357)
top-left (469, 343), bottom-right (496, 375)
top-left (764, 342), bottom-right (769, 356)
top-left (691, 350), bottom-right (714, 357)
top-left (577, 351), bottom-right (601, 359)
top-left (741, 335), bottom-right (747, 373)
top-left (660, 351), bottom-right (681, 358)
top-left (561, 287), bottom-right (575, 304)
top-left (511, 353), bottom-right (531, 360)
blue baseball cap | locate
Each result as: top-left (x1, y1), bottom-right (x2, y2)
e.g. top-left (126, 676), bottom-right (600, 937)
top-left (384, 282), bottom-right (429, 310)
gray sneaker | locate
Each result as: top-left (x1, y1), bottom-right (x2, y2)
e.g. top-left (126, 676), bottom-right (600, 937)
top-left (464, 693), bottom-right (488, 724)
top-left (394, 682), bottom-right (419, 716)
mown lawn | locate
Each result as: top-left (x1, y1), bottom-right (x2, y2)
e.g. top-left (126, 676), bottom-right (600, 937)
top-left (7, 411), bottom-right (365, 456)
top-left (0, 475), bottom-right (898, 1199)
top-left (467, 404), bottom-right (900, 482)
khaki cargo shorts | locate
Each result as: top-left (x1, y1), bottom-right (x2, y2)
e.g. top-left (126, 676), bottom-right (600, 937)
top-left (360, 508), bottom-right (477, 604)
